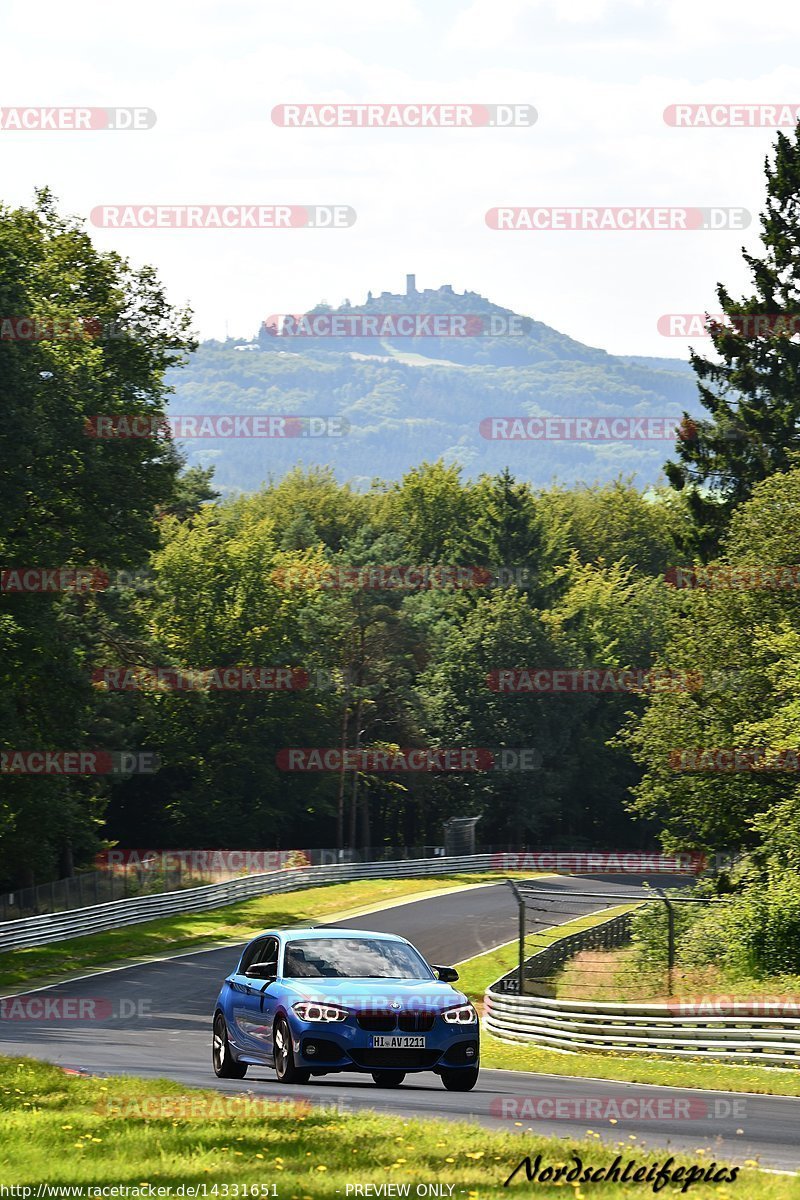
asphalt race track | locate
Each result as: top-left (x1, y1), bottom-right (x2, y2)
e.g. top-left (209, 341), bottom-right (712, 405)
top-left (2, 876), bottom-right (798, 1172)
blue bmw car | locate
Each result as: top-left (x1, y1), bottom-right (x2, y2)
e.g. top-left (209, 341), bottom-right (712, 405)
top-left (212, 927), bottom-right (479, 1090)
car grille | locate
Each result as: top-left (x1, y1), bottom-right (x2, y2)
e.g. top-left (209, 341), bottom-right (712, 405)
top-left (356, 1011), bottom-right (437, 1033)
top-left (398, 1012), bottom-right (435, 1033)
top-left (356, 1014), bottom-right (396, 1032)
top-left (350, 1048), bottom-right (441, 1069)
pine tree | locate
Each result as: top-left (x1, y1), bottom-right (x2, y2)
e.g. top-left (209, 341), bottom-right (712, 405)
top-left (464, 469), bottom-right (556, 601)
top-left (666, 124), bottom-right (800, 551)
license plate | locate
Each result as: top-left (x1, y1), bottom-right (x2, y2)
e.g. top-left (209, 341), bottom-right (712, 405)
top-left (370, 1035), bottom-right (426, 1048)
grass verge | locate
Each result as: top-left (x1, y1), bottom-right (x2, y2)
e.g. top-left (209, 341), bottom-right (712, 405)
top-left (556, 943), bottom-right (800, 1004)
top-left (482, 1033), bottom-right (800, 1097)
top-left (0, 1057), bottom-right (781, 1196)
top-left (0, 873), bottom-right (527, 991)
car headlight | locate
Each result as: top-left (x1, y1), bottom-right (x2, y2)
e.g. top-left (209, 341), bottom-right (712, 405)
top-left (442, 1003), bottom-right (478, 1024)
top-left (292, 1001), bottom-right (349, 1022)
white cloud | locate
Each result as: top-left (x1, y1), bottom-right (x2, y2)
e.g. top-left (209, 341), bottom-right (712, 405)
top-left (448, 0), bottom-right (530, 51)
top-left (664, 0), bottom-right (800, 45)
top-left (449, 0), bottom-right (800, 52)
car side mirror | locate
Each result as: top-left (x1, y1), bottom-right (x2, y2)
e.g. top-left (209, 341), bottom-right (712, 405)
top-left (433, 964), bottom-right (459, 982)
top-left (245, 963), bottom-right (277, 981)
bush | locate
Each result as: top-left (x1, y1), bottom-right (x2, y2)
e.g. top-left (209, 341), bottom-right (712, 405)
top-left (679, 872), bottom-right (800, 979)
top-left (629, 894), bottom-right (700, 968)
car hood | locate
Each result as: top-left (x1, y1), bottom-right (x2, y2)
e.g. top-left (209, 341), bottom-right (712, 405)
top-left (277, 977), bottom-right (468, 1010)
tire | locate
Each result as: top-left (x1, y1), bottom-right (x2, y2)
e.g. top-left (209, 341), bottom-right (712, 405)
top-left (273, 1015), bottom-right (311, 1084)
top-left (212, 1014), bottom-right (248, 1079)
top-left (440, 1066), bottom-right (479, 1092)
top-left (371, 1071), bottom-right (406, 1087)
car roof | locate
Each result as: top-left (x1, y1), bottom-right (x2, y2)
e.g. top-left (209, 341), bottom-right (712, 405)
top-left (254, 927), bottom-right (412, 944)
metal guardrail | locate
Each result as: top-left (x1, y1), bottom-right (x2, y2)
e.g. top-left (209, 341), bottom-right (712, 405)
top-left (485, 911), bottom-right (800, 1067)
top-left (0, 853), bottom-right (497, 953)
top-left (0, 846), bottom-right (463, 920)
top-left (484, 990), bottom-right (800, 1067)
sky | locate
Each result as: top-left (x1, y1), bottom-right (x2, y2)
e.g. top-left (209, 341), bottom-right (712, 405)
top-left (2, 0), bottom-right (800, 357)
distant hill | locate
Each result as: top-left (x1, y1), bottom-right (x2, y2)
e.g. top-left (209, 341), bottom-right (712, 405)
top-left (166, 279), bottom-right (697, 493)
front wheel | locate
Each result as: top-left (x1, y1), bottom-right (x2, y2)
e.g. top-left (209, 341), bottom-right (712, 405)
top-left (441, 1066), bottom-right (479, 1091)
top-left (274, 1016), bottom-right (311, 1084)
top-left (212, 1014), bottom-right (247, 1079)
top-left (372, 1071), bottom-right (406, 1087)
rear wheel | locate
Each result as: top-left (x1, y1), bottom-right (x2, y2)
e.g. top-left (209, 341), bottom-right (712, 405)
top-left (212, 1014), bottom-right (247, 1079)
top-left (274, 1016), bottom-right (311, 1084)
top-left (441, 1066), bottom-right (479, 1091)
top-left (371, 1071), bottom-right (406, 1087)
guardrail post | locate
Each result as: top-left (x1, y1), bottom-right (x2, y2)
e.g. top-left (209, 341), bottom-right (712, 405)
top-left (518, 895), bottom-right (526, 995)
top-left (503, 878), bottom-right (526, 996)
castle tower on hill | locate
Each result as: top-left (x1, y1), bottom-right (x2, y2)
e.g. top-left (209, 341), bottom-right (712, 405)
top-left (369, 276), bottom-right (460, 302)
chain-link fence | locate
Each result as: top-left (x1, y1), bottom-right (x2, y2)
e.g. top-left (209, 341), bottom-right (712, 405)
top-left (0, 843), bottom-right (525, 921)
top-left (0, 861), bottom-right (202, 922)
top-left (0, 845), bottom-right (720, 926)
top-left (503, 880), bottom-right (725, 999)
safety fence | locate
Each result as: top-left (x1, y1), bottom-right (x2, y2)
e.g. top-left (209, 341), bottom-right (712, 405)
top-left (2, 844), bottom-right (557, 921)
top-left (507, 880), bottom-right (724, 998)
top-left (0, 853), bottom-right (497, 952)
top-left (485, 909), bottom-right (800, 1067)
top-left (0, 846), bottom-right (457, 921)
top-left (1, 847), bottom-right (713, 922)
top-left (494, 909), bottom-right (637, 995)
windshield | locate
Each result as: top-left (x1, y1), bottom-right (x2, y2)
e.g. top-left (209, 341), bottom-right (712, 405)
top-left (282, 937), bottom-right (433, 980)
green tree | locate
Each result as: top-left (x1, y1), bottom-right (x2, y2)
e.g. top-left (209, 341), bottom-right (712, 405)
top-left (622, 467), bottom-right (800, 853)
top-left (118, 506), bottom-right (339, 846)
top-left (539, 479), bottom-right (690, 575)
top-left (245, 466), bottom-right (367, 553)
top-left (463, 469), bottom-right (565, 602)
top-left (160, 465), bottom-right (219, 521)
top-left (418, 559), bottom-right (667, 846)
top-left (666, 125), bottom-right (800, 550)
top-left (379, 462), bottom-right (471, 562)
top-left (0, 190), bottom-right (194, 886)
